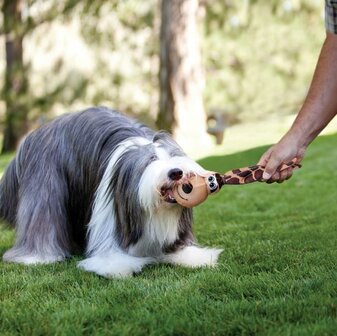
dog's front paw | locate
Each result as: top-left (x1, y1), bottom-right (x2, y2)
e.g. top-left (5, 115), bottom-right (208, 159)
top-left (78, 258), bottom-right (133, 278)
top-left (3, 247), bottom-right (65, 265)
top-left (78, 253), bottom-right (154, 278)
top-left (163, 245), bottom-right (223, 268)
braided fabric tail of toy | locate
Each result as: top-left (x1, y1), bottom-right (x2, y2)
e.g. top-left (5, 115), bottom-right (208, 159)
top-left (172, 161), bottom-right (301, 208)
top-left (220, 161), bottom-right (301, 186)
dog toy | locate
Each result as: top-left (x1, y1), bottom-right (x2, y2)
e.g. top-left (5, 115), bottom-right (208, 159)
top-left (173, 162), bottom-right (301, 208)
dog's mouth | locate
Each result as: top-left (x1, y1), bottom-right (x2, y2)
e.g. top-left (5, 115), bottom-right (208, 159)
top-left (160, 186), bottom-right (177, 204)
top-left (160, 174), bottom-right (194, 204)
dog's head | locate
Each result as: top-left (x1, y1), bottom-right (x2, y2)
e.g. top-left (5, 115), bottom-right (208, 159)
top-left (139, 154), bottom-right (207, 209)
top-left (109, 132), bottom-right (207, 212)
top-left (107, 132), bottom-right (202, 249)
top-left (137, 133), bottom-right (208, 211)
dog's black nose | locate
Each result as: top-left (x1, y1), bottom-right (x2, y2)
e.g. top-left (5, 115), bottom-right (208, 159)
top-left (168, 168), bottom-right (183, 181)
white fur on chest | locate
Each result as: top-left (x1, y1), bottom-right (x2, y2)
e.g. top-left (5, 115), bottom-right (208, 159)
top-left (128, 206), bottom-right (182, 257)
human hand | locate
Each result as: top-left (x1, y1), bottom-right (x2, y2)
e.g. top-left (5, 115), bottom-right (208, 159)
top-left (258, 133), bottom-right (306, 183)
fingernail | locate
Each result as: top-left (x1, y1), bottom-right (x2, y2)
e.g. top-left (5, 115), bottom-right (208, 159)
top-left (262, 172), bottom-right (271, 180)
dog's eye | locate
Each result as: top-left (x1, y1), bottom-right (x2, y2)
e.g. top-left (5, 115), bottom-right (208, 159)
top-left (182, 183), bottom-right (193, 194)
top-left (208, 176), bottom-right (215, 182)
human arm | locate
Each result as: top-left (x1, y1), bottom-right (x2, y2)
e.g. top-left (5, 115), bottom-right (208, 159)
top-left (258, 32), bottom-right (337, 182)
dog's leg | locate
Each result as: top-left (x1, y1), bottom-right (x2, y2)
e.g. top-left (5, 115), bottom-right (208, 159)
top-left (162, 245), bottom-right (223, 268)
top-left (78, 251), bottom-right (155, 278)
top-left (3, 174), bottom-right (71, 265)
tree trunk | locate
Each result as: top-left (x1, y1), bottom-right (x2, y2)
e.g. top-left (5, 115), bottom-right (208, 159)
top-left (2, 0), bottom-right (29, 153)
top-left (158, 0), bottom-right (210, 154)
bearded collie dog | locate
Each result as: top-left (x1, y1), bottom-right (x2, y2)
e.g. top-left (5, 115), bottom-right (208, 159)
top-left (0, 107), bottom-right (222, 277)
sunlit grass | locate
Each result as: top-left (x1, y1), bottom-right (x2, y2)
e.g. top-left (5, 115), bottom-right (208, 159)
top-left (0, 133), bottom-right (336, 335)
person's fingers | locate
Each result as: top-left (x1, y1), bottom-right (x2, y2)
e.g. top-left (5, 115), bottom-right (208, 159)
top-left (285, 170), bottom-right (293, 180)
top-left (262, 154), bottom-right (283, 180)
top-left (277, 167), bottom-right (293, 183)
top-left (257, 137), bottom-right (306, 184)
top-left (257, 147), bottom-right (273, 166)
top-left (266, 171), bottom-right (280, 183)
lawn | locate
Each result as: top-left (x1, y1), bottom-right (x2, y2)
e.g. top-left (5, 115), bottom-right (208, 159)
top-left (0, 134), bottom-right (336, 335)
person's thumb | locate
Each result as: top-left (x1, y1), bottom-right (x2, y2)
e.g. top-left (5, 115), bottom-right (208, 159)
top-left (262, 155), bottom-right (282, 180)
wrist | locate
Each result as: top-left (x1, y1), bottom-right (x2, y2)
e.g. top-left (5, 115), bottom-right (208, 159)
top-left (283, 127), bottom-right (310, 150)
top-left (287, 107), bottom-right (322, 148)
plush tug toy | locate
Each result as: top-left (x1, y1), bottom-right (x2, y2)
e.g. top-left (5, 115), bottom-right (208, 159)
top-left (173, 162), bottom-right (301, 208)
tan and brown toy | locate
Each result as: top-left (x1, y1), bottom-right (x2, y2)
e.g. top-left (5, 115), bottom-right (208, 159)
top-left (173, 162), bottom-right (301, 208)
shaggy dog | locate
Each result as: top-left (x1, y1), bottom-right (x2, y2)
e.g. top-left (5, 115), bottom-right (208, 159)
top-left (0, 107), bottom-right (222, 277)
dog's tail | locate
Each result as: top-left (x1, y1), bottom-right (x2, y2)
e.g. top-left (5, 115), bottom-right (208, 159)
top-left (0, 158), bottom-right (19, 226)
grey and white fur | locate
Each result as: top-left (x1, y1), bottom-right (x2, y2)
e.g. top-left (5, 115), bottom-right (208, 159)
top-left (0, 107), bottom-right (222, 277)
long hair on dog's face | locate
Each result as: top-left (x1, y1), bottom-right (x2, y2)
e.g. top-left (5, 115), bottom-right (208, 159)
top-left (86, 131), bottom-right (206, 258)
top-left (0, 107), bottom-right (222, 276)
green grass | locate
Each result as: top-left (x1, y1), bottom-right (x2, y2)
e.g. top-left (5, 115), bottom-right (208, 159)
top-left (1, 134), bottom-right (337, 336)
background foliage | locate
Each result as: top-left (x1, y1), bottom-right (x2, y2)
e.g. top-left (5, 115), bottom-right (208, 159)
top-left (0, 0), bottom-right (325, 127)
top-left (203, 0), bottom-right (324, 122)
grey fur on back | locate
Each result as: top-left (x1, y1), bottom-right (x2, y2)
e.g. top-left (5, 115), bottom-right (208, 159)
top-left (0, 106), bottom-right (193, 261)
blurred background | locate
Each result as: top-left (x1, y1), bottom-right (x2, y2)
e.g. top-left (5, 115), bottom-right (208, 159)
top-left (0, 0), bottom-right (334, 159)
